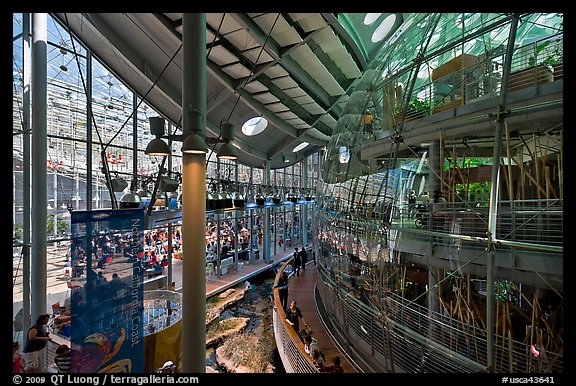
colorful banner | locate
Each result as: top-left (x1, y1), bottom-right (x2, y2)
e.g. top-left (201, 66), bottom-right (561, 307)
top-left (70, 209), bottom-right (145, 373)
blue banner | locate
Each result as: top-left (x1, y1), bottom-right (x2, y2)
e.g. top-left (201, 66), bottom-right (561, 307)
top-left (69, 209), bottom-right (144, 373)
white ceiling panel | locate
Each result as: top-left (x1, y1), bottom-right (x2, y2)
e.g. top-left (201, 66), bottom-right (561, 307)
top-left (283, 87), bottom-right (307, 98)
top-left (276, 110), bottom-right (299, 120)
top-left (265, 102), bottom-right (290, 113)
top-left (206, 13), bottom-right (242, 35)
top-left (265, 64), bottom-right (290, 79)
top-left (221, 62), bottom-right (252, 78)
top-left (225, 29), bottom-right (260, 51)
top-left (253, 13), bottom-right (292, 34)
top-left (242, 47), bottom-right (275, 64)
top-left (326, 47), bottom-right (350, 61)
top-left (286, 117), bottom-right (306, 126)
top-left (310, 27), bottom-right (335, 44)
top-left (252, 92), bottom-right (280, 104)
top-left (287, 13), bottom-right (316, 22)
top-left (244, 80), bottom-right (268, 93)
top-left (271, 76), bottom-right (299, 90)
top-left (293, 122), bottom-right (311, 129)
top-left (303, 102), bottom-right (326, 115)
top-left (272, 29), bottom-right (303, 47)
top-left (208, 46), bottom-right (238, 66)
top-left (318, 39), bottom-right (342, 53)
top-left (293, 94), bottom-right (315, 105)
top-left (205, 29), bottom-right (218, 45)
top-left (297, 14), bottom-right (327, 33)
top-left (290, 45), bottom-right (314, 60)
top-left (320, 114), bottom-right (338, 127)
top-left (340, 64), bottom-right (363, 78)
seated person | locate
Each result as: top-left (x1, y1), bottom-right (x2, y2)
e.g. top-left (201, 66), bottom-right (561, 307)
top-left (153, 261), bottom-right (163, 276)
top-left (303, 334), bottom-right (322, 359)
top-left (322, 356), bottom-right (344, 373)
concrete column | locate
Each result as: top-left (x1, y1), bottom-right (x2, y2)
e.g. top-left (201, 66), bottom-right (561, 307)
top-left (31, 13), bottom-right (48, 320)
top-left (22, 12), bottom-right (32, 337)
top-left (180, 13), bottom-right (206, 373)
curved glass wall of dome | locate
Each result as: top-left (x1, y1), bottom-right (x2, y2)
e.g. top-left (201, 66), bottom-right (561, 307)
top-left (338, 13), bottom-right (404, 64)
top-left (317, 13), bottom-right (563, 373)
top-left (241, 116), bottom-right (268, 136)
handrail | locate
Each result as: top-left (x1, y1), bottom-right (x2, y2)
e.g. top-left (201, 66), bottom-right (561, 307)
top-left (315, 264), bottom-right (563, 373)
top-left (272, 256), bottom-right (320, 373)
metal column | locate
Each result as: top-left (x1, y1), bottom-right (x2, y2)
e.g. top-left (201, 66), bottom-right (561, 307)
top-left (180, 13), bottom-right (207, 373)
top-left (31, 13), bottom-right (48, 321)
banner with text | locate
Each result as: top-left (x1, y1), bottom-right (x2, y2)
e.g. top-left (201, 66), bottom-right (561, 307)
top-left (70, 209), bottom-right (145, 373)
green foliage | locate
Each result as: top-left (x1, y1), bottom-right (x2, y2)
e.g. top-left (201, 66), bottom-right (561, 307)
top-left (528, 40), bottom-right (561, 69)
top-left (407, 98), bottom-right (431, 116)
top-left (14, 223), bottom-right (23, 240)
top-left (47, 214), bottom-right (68, 237)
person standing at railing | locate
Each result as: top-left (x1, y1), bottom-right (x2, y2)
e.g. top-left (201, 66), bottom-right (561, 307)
top-left (274, 271), bottom-right (290, 310)
top-left (285, 300), bottom-right (305, 334)
top-left (23, 314), bottom-right (52, 373)
top-left (293, 248), bottom-right (302, 276)
top-left (408, 189), bottom-right (417, 216)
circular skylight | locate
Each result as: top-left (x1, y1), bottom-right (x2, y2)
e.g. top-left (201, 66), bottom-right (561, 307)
top-left (363, 13), bottom-right (382, 26)
top-left (372, 14), bottom-right (397, 43)
top-left (242, 116), bottom-right (268, 136)
top-left (292, 142), bottom-right (309, 152)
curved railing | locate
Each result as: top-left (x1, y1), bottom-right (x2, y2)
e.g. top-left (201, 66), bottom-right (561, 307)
top-left (143, 290), bottom-right (182, 335)
top-left (271, 258), bottom-right (319, 373)
top-left (316, 264), bottom-right (563, 373)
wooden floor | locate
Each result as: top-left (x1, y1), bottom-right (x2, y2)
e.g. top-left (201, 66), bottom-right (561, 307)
top-left (287, 264), bottom-right (357, 373)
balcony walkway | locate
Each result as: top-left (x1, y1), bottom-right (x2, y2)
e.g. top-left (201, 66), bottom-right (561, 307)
top-left (285, 264), bottom-right (357, 373)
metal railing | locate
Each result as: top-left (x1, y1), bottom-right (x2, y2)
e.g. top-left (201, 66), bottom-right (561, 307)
top-left (393, 198), bottom-right (563, 252)
top-left (316, 266), bottom-right (563, 373)
top-left (143, 290), bottom-right (182, 335)
top-left (382, 35), bottom-right (563, 129)
top-left (271, 258), bottom-right (320, 373)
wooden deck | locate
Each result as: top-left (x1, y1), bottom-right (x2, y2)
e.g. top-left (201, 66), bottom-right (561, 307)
top-left (286, 264), bottom-right (357, 373)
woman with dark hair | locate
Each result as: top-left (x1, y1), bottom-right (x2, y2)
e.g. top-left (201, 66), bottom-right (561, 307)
top-left (23, 314), bottom-right (51, 372)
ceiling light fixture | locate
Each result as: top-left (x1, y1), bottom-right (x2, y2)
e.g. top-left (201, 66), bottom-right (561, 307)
top-left (217, 120), bottom-right (237, 160)
top-left (182, 132), bottom-right (208, 154)
top-left (145, 117), bottom-right (171, 156)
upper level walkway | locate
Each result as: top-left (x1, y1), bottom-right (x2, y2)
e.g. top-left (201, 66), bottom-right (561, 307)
top-left (280, 262), bottom-right (357, 373)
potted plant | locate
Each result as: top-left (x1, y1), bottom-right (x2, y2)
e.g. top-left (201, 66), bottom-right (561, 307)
top-left (509, 39), bottom-right (561, 91)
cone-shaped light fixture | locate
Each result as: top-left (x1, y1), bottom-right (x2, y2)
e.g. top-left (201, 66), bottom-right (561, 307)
top-left (145, 138), bottom-right (171, 156)
top-left (182, 132), bottom-right (208, 154)
top-left (217, 142), bottom-right (237, 160)
top-left (145, 117), bottom-right (171, 156)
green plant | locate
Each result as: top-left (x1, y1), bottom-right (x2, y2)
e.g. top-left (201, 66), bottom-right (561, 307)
top-left (407, 98), bottom-right (431, 116)
top-left (528, 41), bottom-right (561, 69)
